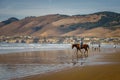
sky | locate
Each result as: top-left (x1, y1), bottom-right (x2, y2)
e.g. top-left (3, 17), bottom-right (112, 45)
top-left (0, 0), bottom-right (120, 21)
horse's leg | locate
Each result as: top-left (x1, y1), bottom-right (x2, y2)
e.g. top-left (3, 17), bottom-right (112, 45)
top-left (86, 48), bottom-right (89, 57)
top-left (79, 49), bottom-right (82, 57)
top-left (86, 49), bottom-right (88, 57)
top-left (76, 49), bottom-right (78, 61)
top-left (84, 49), bottom-right (86, 57)
top-left (84, 48), bottom-right (88, 57)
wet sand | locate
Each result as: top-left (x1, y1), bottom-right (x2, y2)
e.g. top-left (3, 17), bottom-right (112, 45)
top-left (0, 50), bottom-right (73, 64)
top-left (12, 48), bottom-right (120, 80)
top-left (0, 49), bottom-right (74, 80)
top-left (16, 64), bottom-right (120, 80)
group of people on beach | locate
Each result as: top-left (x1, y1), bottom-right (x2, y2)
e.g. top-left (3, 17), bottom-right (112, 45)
top-left (78, 37), bottom-right (118, 51)
top-left (79, 37), bottom-right (101, 52)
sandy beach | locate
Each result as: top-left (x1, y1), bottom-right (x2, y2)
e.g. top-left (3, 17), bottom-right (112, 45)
top-left (0, 44), bottom-right (120, 80)
top-left (8, 47), bottom-right (120, 80)
top-left (16, 64), bottom-right (120, 80)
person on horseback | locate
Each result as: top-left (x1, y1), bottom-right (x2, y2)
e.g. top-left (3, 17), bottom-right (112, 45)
top-left (80, 38), bottom-right (84, 48)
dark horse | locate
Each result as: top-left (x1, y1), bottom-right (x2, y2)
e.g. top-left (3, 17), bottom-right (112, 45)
top-left (72, 44), bottom-right (89, 60)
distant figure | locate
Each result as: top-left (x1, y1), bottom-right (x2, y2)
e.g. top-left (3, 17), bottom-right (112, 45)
top-left (113, 44), bottom-right (116, 48)
top-left (98, 43), bottom-right (101, 51)
top-left (98, 43), bottom-right (101, 48)
top-left (80, 40), bottom-right (83, 48)
top-left (91, 42), bottom-right (101, 52)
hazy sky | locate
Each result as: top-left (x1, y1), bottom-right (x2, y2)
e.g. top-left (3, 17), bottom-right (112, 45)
top-left (0, 0), bottom-right (120, 21)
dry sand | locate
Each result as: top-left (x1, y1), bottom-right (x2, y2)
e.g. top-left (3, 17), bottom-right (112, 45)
top-left (13, 48), bottom-right (120, 80)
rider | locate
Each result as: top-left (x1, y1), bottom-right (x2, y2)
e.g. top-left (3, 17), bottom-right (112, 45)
top-left (80, 38), bottom-right (84, 48)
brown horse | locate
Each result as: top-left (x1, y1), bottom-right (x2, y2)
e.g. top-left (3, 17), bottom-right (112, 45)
top-left (72, 44), bottom-right (89, 60)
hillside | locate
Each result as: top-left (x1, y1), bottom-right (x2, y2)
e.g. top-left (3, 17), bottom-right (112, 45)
top-left (0, 11), bottom-right (120, 37)
top-left (0, 17), bottom-right (19, 27)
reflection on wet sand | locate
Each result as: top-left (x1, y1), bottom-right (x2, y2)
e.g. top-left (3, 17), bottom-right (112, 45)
top-left (0, 48), bottom-right (93, 80)
top-left (0, 49), bottom-right (74, 64)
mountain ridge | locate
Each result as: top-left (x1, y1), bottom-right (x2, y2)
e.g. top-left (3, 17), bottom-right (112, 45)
top-left (0, 11), bottom-right (120, 37)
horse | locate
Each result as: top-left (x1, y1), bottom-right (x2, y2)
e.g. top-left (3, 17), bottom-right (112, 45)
top-left (72, 44), bottom-right (89, 60)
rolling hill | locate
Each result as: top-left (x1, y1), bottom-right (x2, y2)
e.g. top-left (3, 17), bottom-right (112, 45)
top-left (0, 11), bottom-right (120, 37)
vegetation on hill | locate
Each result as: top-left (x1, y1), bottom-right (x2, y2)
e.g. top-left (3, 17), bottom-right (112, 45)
top-left (0, 11), bottom-right (120, 37)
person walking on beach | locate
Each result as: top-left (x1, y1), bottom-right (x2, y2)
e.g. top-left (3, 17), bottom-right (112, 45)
top-left (98, 42), bottom-right (101, 48)
top-left (98, 42), bottom-right (101, 51)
